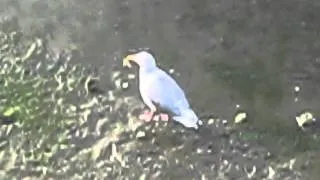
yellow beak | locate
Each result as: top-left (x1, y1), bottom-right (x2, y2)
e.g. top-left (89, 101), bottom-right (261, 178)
top-left (123, 54), bottom-right (137, 68)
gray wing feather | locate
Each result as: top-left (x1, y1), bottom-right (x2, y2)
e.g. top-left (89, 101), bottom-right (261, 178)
top-left (145, 69), bottom-right (190, 115)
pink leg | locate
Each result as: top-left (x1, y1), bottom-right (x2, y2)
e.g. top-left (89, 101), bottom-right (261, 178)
top-left (158, 113), bottom-right (169, 121)
top-left (139, 110), bottom-right (169, 122)
top-left (149, 113), bottom-right (169, 122)
top-left (138, 110), bottom-right (155, 122)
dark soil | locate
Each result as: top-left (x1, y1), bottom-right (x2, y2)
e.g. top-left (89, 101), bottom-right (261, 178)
top-left (0, 0), bottom-right (320, 179)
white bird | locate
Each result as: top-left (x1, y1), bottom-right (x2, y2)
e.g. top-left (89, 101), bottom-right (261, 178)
top-left (123, 50), bottom-right (201, 129)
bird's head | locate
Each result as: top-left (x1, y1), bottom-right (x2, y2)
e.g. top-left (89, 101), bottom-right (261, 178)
top-left (123, 51), bottom-right (157, 70)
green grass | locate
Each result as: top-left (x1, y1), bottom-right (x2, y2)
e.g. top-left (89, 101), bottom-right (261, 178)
top-left (0, 29), bottom-right (90, 177)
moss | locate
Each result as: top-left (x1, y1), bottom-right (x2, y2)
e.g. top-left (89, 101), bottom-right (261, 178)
top-left (0, 27), bottom-right (95, 178)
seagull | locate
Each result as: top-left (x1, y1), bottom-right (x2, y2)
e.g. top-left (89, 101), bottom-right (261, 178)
top-left (123, 50), bottom-right (201, 129)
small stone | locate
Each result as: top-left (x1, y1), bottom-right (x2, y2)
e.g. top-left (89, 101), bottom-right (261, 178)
top-left (136, 131), bottom-right (146, 138)
top-left (296, 111), bottom-right (315, 129)
top-left (121, 81), bottom-right (129, 89)
top-left (234, 112), bottom-right (247, 124)
top-left (175, 158), bottom-right (179, 164)
top-left (222, 119), bottom-right (228, 125)
top-left (208, 118), bottom-right (215, 125)
top-left (128, 74), bottom-right (135, 79)
top-left (223, 159), bottom-right (229, 166)
top-left (151, 128), bottom-right (156, 133)
top-left (196, 148), bottom-right (203, 154)
top-left (114, 79), bottom-right (122, 89)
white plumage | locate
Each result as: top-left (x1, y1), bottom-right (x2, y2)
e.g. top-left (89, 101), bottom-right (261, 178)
top-left (123, 51), bottom-right (201, 129)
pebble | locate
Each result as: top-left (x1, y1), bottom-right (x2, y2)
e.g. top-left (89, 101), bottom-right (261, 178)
top-left (222, 119), bottom-right (228, 125)
top-left (114, 79), bottom-right (122, 89)
top-left (128, 74), bottom-right (135, 79)
top-left (208, 118), bottom-right (215, 125)
top-left (234, 112), bottom-right (247, 124)
top-left (121, 81), bottom-right (129, 89)
top-left (296, 111), bottom-right (315, 128)
top-left (196, 148), bottom-right (203, 154)
top-left (136, 131), bottom-right (146, 138)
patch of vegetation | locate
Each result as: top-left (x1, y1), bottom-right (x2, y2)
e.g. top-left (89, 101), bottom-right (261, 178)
top-left (0, 24), bottom-right (104, 178)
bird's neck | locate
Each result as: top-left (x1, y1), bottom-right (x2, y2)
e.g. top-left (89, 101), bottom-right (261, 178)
top-left (139, 66), bottom-right (157, 73)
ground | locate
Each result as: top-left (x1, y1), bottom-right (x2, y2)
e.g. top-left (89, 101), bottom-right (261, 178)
top-left (0, 0), bottom-right (320, 179)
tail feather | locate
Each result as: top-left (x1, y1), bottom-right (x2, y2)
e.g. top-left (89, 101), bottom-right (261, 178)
top-left (172, 108), bottom-right (201, 129)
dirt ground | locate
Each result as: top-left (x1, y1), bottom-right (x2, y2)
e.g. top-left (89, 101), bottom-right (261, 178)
top-left (1, 0), bottom-right (320, 179)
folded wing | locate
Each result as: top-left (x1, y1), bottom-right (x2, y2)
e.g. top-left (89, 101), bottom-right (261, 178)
top-left (145, 69), bottom-right (189, 115)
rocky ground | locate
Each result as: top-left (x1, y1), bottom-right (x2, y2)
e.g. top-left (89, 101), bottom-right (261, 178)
top-left (0, 0), bottom-right (320, 179)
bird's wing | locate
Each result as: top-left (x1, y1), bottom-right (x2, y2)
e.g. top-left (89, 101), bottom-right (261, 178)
top-left (140, 68), bottom-right (190, 115)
